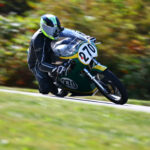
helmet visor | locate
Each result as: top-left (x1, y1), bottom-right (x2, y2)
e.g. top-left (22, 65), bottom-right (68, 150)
top-left (42, 23), bottom-right (61, 38)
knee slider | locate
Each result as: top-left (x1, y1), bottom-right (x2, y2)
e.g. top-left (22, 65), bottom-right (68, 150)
top-left (39, 88), bottom-right (50, 94)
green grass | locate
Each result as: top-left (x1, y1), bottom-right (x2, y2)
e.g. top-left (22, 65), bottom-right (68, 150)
top-left (0, 86), bottom-right (38, 93)
top-left (0, 91), bottom-right (150, 150)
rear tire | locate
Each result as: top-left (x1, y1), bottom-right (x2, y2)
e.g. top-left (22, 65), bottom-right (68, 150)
top-left (94, 69), bottom-right (128, 104)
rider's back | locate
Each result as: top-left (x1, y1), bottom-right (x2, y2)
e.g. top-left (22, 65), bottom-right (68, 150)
top-left (28, 29), bottom-right (52, 70)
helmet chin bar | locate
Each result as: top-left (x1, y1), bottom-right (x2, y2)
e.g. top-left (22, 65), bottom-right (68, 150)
top-left (53, 27), bottom-right (64, 39)
top-left (60, 27), bottom-right (64, 31)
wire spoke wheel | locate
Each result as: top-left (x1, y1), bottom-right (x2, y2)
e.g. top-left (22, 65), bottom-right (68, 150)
top-left (102, 80), bottom-right (122, 101)
top-left (94, 69), bottom-right (128, 104)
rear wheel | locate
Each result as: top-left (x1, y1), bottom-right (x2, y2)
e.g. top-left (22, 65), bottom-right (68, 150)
top-left (94, 69), bottom-right (128, 104)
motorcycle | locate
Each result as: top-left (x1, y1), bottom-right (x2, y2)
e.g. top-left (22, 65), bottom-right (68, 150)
top-left (50, 29), bottom-right (128, 105)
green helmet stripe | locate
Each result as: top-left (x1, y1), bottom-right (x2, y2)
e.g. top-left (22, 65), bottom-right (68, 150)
top-left (49, 16), bottom-right (57, 27)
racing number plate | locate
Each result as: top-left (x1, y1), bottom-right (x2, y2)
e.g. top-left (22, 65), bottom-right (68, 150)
top-left (78, 43), bottom-right (97, 65)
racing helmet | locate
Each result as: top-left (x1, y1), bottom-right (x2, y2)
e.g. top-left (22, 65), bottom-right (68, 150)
top-left (40, 14), bottom-right (64, 40)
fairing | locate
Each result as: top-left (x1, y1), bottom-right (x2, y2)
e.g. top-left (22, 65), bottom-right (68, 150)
top-left (51, 28), bottom-right (89, 57)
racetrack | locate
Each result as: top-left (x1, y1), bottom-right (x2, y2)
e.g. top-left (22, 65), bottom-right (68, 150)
top-left (0, 89), bottom-right (150, 113)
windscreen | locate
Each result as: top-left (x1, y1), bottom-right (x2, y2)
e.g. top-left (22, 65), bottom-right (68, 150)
top-left (51, 28), bottom-right (89, 57)
top-left (51, 37), bottom-right (78, 57)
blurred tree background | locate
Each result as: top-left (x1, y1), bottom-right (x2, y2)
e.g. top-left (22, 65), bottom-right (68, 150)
top-left (0, 0), bottom-right (150, 99)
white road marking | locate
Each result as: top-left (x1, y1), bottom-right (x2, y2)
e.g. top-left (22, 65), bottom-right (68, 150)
top-left (0, 89), bottom-right (150, 113)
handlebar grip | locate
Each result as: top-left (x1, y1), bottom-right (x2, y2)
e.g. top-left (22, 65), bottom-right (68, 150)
top-left (63, 59), bottom-right (73, 67)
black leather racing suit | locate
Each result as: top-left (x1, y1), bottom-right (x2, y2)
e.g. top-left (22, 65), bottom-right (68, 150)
top-left (28, 29), bottom-right (58, 94)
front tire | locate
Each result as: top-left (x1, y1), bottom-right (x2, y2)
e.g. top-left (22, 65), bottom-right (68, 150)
top-left (94, 69), bottom-right (128, 104)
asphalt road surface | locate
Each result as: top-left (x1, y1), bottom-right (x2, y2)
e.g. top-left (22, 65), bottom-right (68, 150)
top-left (0, 89), bottom-right (150, 113)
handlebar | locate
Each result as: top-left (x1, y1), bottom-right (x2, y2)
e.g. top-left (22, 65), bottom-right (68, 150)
top-left (95, 42), bottom-right (102, 45)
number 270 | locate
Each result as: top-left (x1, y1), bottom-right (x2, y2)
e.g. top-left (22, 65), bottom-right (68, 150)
top-left (79, 44), bottom-right (96, 62)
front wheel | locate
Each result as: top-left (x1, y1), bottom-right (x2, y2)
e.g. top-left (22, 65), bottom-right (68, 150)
top-left (94, 69), bottom-right (128, 104)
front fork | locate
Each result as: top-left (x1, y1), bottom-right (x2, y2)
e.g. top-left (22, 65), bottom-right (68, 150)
top-left (83, 59), bottom-right (108, 94)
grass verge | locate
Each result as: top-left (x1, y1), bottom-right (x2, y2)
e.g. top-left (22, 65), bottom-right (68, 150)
top-left (0, 86), bottom-right (38, 93)
top-left (0, 91), bottom-right (150, 150)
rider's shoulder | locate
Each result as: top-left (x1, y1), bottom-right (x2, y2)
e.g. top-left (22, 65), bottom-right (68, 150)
top-left (31, 29), bottom-right (44, 41)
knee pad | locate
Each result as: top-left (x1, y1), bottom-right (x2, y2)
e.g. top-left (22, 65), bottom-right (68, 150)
top-left (39, 89), bottom-right (49, 94)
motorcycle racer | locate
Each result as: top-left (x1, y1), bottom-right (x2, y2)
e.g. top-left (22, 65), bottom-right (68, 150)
top-left (27, 14), bottom-right (96, 95)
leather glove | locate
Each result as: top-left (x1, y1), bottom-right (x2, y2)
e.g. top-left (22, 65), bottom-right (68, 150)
top-left (51, 65), bottom-right (66, 76)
